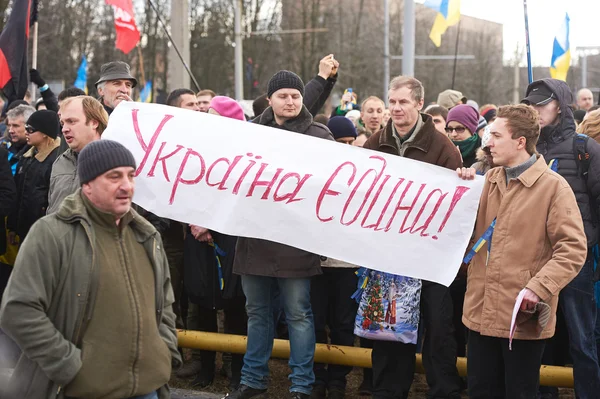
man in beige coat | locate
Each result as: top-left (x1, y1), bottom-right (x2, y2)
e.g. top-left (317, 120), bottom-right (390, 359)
top-left (458, 104), bottom-right (587, 398)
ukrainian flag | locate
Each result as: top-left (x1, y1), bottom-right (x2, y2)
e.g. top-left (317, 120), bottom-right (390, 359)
top-left (139, 81), bottom-right (152, 103)
top-left (424, 0), bottom-right (461, 47)
top-left (74, 55), bottom-right (88, 94)
top-left (550, 13), bottom-right (571, 81)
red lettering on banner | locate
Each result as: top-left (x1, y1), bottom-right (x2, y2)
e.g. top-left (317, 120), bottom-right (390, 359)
top-left (361, 176), bottom-right (399, 230)
top-left (247, 164), bottom-right (285, 199)
top-left (382, 180), bottom-right (416, 232)
top-left (132, 109), bottom-right (175, 177)
top-left (316, 162), bottom-right (357, 222)
top-left (206, 156), bottom-right (244, 190)
top-left (408, 189), bottom-right (448, 237)
top-left (273, 173), bottom-right (313, 204)
top-left (398, 184), bottom-right (426, 233)
top-left (432, 186), bottom-right (470, 240)
top-left (147, 142), bottom-right (184, 181)
top-left (169, 149), bottom-right (206, 204)
top-left (232, 154), bottom-right (258, 195)
top-left (340, 156), bottom-right (387, 226)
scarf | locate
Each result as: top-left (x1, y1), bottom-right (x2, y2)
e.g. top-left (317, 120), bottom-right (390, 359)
top-left (453, 134), bottom-right (480, 161)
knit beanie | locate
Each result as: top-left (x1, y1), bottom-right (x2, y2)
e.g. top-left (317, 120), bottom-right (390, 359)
top-left (26, 110), bottom-right (60, 139)
top-left (446, 104), bottom-right (479, 135)
top-left (476, 115), bottom-right (487, 132)
top-left (481, 107), bottom-right (497, 122)
top-left (267, 70), bottom-right (304, 98)
top-left (78, 140), bottom-right (137, 184)
top-left (209, 96), bottom-right (245, 121)
top-left (327, 116), bottom-right (357, 140)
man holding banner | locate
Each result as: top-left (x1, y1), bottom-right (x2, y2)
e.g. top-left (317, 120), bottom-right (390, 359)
top-left (364, 76), bottom-right (463, 399)
top-left (459, 104), bottom-right (587, 398)
top-left (227, 70), bottom-right (333, 399)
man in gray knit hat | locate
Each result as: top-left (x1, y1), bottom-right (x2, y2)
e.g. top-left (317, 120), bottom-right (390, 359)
top-left (226, 71), bottom-right (333, 399)
top-left (0, 139), bottom-right (181, 399)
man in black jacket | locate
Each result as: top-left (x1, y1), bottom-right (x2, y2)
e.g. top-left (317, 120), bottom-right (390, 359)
top-left (0, 147), bottom-right (16, 293)
top-left (29, 69), bottom-right (59, 113)
top-left (522, 78), bottom-right (600, 399)
top-left (226, 71), bottom-right (333, 399)
top-left (5, 105), bottom-right (35, 175)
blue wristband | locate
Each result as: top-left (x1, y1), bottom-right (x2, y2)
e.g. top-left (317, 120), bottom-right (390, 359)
top-left (39, 84), bottom-right (49, 92)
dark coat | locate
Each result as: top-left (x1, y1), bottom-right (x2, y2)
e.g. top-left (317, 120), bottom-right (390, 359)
top-left (304, 74), bottom-right (337, 116)
top-left (531, 78), bottom-right (600, 247)
top-left (363, 113), bottom-right (463, 171)
top-left (7, 140), bottom-right (61, 241)
top-left (7, 142), bottom-right (30, 176)
top-left (0, 147), bottom-right (16, 255)
top-left (184, 229), bottom-right (243, 308)
top-left (234, 105), bottom-right (334, 278)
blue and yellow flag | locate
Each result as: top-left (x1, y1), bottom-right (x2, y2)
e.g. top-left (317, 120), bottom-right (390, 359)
top-left (424, 0), bottom-right (461, 47)
top-left (138, 81), bottom-right (152, 103)
top-left (74, 55), bottom-right (88, 94)
top-left (550, 13), bottom-right (570, 82)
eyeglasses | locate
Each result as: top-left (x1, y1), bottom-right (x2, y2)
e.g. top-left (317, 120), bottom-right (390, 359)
top-left (25, 125), bottom-right (38, 134)
top-left (445, 126), bottom-right (467, 134)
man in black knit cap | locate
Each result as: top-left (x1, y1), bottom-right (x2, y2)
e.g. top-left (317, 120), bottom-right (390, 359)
top-left (225, 70), bottom-right (333, 399)
top-left (0, 139), bottom-right (181, 399)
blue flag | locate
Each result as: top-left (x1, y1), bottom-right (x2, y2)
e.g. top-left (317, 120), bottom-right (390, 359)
top-left (74, 55), bottom-right (88, 94)
top-left (139, 81), bottom-right (152, 103)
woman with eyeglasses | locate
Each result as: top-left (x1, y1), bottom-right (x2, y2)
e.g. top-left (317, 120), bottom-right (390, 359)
top-left (445, 104), bottom-right (482, 167)
top-left (6, 110), bottom-right (61, 243)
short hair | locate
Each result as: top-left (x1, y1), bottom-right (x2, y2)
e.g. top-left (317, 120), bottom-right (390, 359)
top-left (314, 114), bottom-right (329, 125)
top-left (361, 96), bottom-right (385, 109)
top-left (167, 88), bottom-right (195, 107)
top-left (253, 93), bottom-right (269, 117)
top-left (425, 105), bottom-right (448, 120)
top-left (579, 110), bottom-right (600, 142)
top-left (388, 76), bottom-right (424, 103)
top-left (197, 89), bottom-right (216, 98)
top-left (7, 104), bottom-right (35, 123)
top-left (497, 104), bottom-right (540, 155)
top-left (58, 87), bottom-right (86, 102)
top-left (589, 105), bottom-right (600, 113)
top-left (61, 96), bottom-right (109, 135)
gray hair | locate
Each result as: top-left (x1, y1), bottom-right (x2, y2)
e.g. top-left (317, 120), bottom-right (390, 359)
top-left (97, 81), bottom-right (106, 91)
top-left (7, 104), bottom-right (36, 123)
top-left (388, 76), bottom-right (425, 103)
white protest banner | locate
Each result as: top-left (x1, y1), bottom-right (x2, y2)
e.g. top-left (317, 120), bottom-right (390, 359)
top-left (103, 102), bottom-right (484, 286)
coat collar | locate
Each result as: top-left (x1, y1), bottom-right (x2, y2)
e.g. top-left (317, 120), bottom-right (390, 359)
top-left (257, 105), bottom-right (314, 133)
top-left (377, 113), bottom-right (436, 154)
top-left (23, 137), bottom-right (61, 162)
top-left (488, 155), bottom-right (548, 188)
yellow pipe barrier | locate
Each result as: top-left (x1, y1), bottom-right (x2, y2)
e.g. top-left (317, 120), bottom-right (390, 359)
top-left (177, 330), bottom-right (574, 388)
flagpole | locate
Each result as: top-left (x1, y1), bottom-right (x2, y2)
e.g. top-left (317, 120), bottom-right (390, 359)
top-left (30, 21), bottom-right (38, 102)
top-left (451, 20), bottom-right (461, 90)
top-left (523, 0), bottom-right (533, 83)
top-left (147, 0), bottom-right (200, 92)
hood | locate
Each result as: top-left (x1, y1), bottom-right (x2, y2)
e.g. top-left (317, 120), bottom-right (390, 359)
top-left (525, 78), bottom-right (575, 143)
top-left (56, 189), bottom-right (157, 242)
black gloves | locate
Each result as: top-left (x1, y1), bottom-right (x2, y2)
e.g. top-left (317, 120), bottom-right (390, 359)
top-left (29, 68), bottom-right (46, 87)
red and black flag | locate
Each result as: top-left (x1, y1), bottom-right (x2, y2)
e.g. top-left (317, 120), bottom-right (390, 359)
top-left (0, 0), bottom-right (38, 102)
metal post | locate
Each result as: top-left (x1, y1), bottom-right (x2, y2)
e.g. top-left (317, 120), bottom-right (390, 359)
top-left (30, 21), bottom-right (38, 102)
top-left (402, 0), bottom-right (415, 77)
top-left (513, 60), bottom-right (520, 104)
top-left (234, 0), bottom-right (244, 101)
top-left (167, 0), bottom-right (191, 91)
top-left (383, 0), bottom-right (390, 104)
top-left (582, 53), bottom-right (588, 88)
top-left (451, 21), bottom-right (461, 90)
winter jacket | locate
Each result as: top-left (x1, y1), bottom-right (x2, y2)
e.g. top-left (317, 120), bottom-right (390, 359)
top-left (234, 105), bottom-right (334, 278)
top-left (0, 147), bottom-right (16, 255)
top-left (184, 229), bottom-right (244, 308)
top-left (7, 139), bottom-right (61, 240)
top-left (462, 156), bottom-right (587, 340)
top-left (304, 74), bottom-right (337, 117)
top-left (6, 141), bottom-right (30, 176)
top-left (40, 87), bottom-right (59, 113)
top-left (330, 103), bottom-right (360, 118)
top-left (472, 148), bottom-right (493, 175)
top-left (363, 113), bottom-right (463, 171)
top-left (47, 148), bottom-right (79, 214)
top-left (531, 78), bottom-right (600, 247)
top-left (0, 190), bottom-right (181, 399)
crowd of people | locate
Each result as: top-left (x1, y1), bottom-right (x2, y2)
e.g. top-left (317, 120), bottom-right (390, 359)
top-left (0, 53), bottom-right (598, 399)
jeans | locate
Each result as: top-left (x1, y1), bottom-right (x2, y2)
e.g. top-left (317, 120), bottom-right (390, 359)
top-left (311, 268), bottom-right (358, 390)
top-left (467, 330), bottom-right (545, 399)
top-left (372, 281), bottom-right (461, 399)
top-left (540, 257), bottom-right (600, 399)
top-left (241, 275), bottom-right (315, 395)
top-left (129, 392), bottom-right (158, 399)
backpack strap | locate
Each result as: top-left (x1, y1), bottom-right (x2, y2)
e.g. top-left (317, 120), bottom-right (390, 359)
top-left (574, 133), bottom-right (591, 182)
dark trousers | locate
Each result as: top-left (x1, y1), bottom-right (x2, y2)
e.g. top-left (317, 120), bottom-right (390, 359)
top-left (372, 281), bottom-right (460, 399)
top-left (164, 236), bottom-right (184, 329)
top-left (195, 299), bottom-right (247, 379)
top-left (467, 330), bottom-right (545, 399)
top-left (310, 268), bottom-right (358, 389)
top-left (449, 277), bottom-right (467, 357)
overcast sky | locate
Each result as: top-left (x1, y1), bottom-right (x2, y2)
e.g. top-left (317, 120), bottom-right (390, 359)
top-left (416, 0), bottom-right (600, 66)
